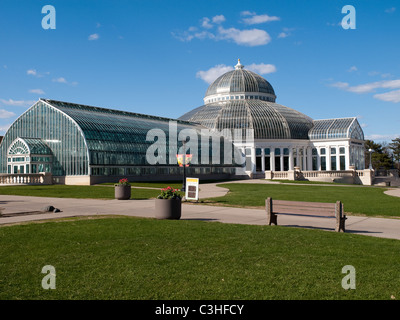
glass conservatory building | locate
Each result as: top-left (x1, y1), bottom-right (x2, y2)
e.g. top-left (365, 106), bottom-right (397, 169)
top-left (0, 59), bottom-right (366, 184)
top-left (180, 60), bottom-right (365, 177)
top-left (0, 99), bottom-right (239, 185)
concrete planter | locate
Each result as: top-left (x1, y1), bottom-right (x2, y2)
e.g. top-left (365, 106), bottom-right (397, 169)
top-left (155, 198), bottom-right (181, 220)
top-left (114, 185), bottom-right (131, 200)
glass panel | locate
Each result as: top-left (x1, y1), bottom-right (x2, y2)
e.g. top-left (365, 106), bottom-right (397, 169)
top-left (283, 148), bottom-right (289, 156)
top-left (340, 155), bottom-right (346, 170)
top-left (331, 156), bottom-right (337, 170)
top-left (321, 156), bottom-right (326, 171)
top-left (265, 156), bottom-right (271, 170)
top-left (275, 156), bottom-right (281, 171)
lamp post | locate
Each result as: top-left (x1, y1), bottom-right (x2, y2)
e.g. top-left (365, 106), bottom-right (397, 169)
top-left (181, 140), bottom-right (186, 192)
top-left (368, 148), bottom-right (373, 170)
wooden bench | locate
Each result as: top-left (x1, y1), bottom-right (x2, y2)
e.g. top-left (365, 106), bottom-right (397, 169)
top-left (265, 197), bottom-right (346, 232)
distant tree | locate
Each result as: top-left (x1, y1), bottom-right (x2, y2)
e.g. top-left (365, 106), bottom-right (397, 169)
top-left (389, 138), bottom-right (400, 170)
top-left (364, 140), bottom-right (393, 170)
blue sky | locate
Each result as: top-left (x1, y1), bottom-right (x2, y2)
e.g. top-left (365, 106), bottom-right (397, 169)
top-left (0, 0), bottom-right (399, 142)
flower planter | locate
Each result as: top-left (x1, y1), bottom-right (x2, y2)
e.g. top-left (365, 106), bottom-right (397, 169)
top-left (155, 198), bottom-right (181, 220)
top-left (115, 185), bottom-right (131, 200)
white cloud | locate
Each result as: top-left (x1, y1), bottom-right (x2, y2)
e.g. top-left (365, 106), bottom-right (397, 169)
top-left (29, 89), bottom-right (45, 95)
top-left (348, 66), bottom-right (357, 72)
top-left (0, 109), bottom-right (16, 119)
top-left (212, 15), bottom-right (225, 24)
top-left (26, 69), bottom-right (49, 78)
top-left (52, 77), bottom-right (67, 83)
top-left (201, 17), bottom-right (213, 29)
top-left (331, 79), bottom-right (400, 103)
top-left (330, 82), bottom-right (350, 89)
top-left (88, 33), bottom-right (99, 41)
top-left (332, 79), bottom-right (400, 94)
top-left (196, 61), bottom-right (277, 84)
top-left (278, 32), bottom-right (289, 38)
top-left (0, 99), bottom-right (36, 107)
top-left (196, 64), bottom-right (234, 84)
top-left (374, 90), bottom-right (400, 103)
top-left (241, 12), bottom-right (280, 25)
top-left (365, 134), bottom-right (400, 141)
top-left (246, 63), bottom-right (276, 75)
top-left (172, 14), bottom-right (272, 47)
top-left (217, 26), bottom-right (271, 46)
top-left (385, 7), bottom-right (396, 13)
top-left (27, 69), bottom-right (37, 76)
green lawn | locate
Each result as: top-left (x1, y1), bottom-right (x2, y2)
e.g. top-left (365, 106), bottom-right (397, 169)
top-left (207, 183), bottom-right (400, 217)
top-left (0, 216), bottom-right (398, 300)
top-left (0, 185), bottom-right (161, 200)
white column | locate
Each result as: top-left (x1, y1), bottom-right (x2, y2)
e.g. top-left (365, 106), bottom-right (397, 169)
top-left (261, 148), bottom-right (265, 172)
top-left (307, 147), bottom-right (312, 171)
top-left (251, 147), bottom-right (256, 173)
top-left (271, 148), bottom-right (275, 172)
top-left (302, 147), bottom-right (307, 171)
top-left (317, 148), bottom-right (321, 171)
top-left (345, 145), bottom-right (350, 170)
top-left (289, 148), bottom-right (293, 170)
top-left (326, 147), bottom-right (331, 171)
top-left (280, 148), bottom-right (284, 171)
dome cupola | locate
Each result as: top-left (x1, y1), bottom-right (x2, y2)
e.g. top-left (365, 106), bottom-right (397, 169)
top-left (180, 59), bottom-right (313, 140)
top-left (204, 59), bottom-right (276, 104)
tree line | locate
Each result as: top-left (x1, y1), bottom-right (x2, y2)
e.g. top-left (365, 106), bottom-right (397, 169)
top-left (364, 138), bottom-right (400, 171)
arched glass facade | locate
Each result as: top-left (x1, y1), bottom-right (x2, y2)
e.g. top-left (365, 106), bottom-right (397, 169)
top-left (0, 99), bottom-right (239, 179)
top-left (0, 100), bottom-right (88, 176)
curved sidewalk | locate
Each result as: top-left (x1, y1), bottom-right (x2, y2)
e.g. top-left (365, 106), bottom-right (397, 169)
top-left (1, 193), bottom-right (400, 241)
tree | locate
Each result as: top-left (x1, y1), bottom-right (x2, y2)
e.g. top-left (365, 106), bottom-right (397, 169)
top-left (364, 140), bottom-right (393, 170)
top-left (389, 138), bottom-right (400, 170)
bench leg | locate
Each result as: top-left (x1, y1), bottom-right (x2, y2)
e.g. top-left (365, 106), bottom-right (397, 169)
top-left (335, 201), bottom-right (346, 232)
top-left (266, 197), bottom-right (278, 226)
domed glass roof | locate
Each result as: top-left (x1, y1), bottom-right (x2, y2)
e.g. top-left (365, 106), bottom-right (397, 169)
top-left (180, 60), bottom-right (313, 140)
top-left (204, 59), bottom-right (276, 104)
top-left (179, 100), bottom-right (313, 140)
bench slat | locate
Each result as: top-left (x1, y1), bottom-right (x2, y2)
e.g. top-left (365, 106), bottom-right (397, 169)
top-left (273, 200), bottom-right (336, 209)
top-left (273, 205), bottom-right (335, 217)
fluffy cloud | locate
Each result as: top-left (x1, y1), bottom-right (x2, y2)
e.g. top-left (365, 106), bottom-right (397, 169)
top-left (52, 77), bottom-right (67, 83)
top-left (88, 33), bottom-right (99, 41)
top-left (196, 64), bottom-right (234, 84)
top-left (331, 79), bottom-right (400, 103)
top-left (217, 26), bottom-right (271, 46)
top-left (241, 11), bottom-right (280, 24)
top-left (385, 7), bottom-right (396, 13)
top-left (212, 15), bottom-right (226, 24)
top-left (246, 63), bottom-right (276, 75)
top-left (333, 79), bottom-right (400, 94)
top-left (27, 69), bottom-right (37, 76)
top-left (172, 13), bottom-right (272, 47)
top-left (196, 62), bottom-right (277, 84)
top-left (0, 109), bottom-right (16, 119)
top-left (29, 89), bottom-right (45, 94)
top-left (365, 133), bottom-right (400, 141)
top-left (374, 90), bottom-right (400, 103)
top-left (0, 99), bottom-right (36, 107)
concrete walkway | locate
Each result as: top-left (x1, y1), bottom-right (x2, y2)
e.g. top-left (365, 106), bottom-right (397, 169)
top-left (1, 187), bottom-right (400, 241)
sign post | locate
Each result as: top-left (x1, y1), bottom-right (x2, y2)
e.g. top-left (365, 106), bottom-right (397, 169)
top-left (185, 177), bottom-right (199, 201)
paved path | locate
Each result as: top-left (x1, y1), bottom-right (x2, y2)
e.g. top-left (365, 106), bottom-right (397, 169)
top-left (1, 191), bottom-right (400, 241)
